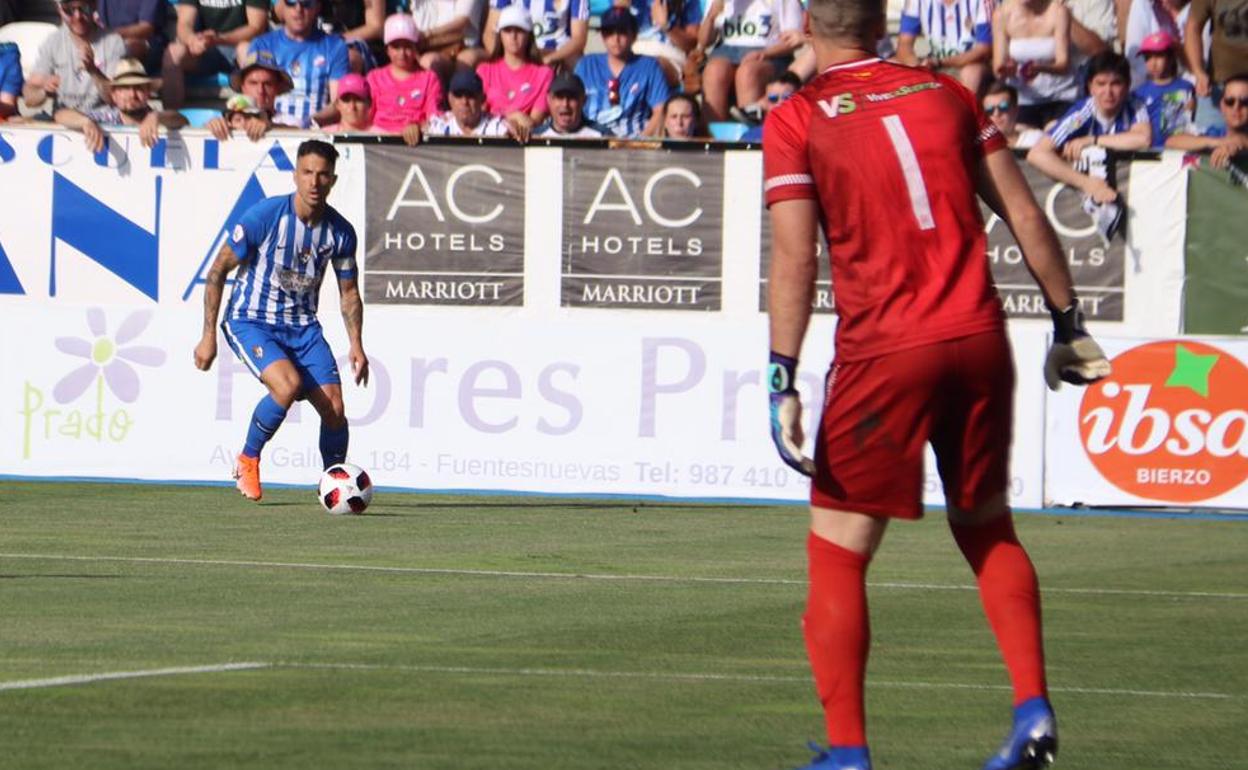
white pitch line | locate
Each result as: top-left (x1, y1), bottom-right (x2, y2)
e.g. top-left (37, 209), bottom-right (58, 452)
top-left (1, 552), bottom-right (1246, 599)
top-left (0, 661), bottom-right (1233, 701)
top-left (274, 662), bottom-right (1236, 700)
top-left (0, 662), bottom-right (271, 692)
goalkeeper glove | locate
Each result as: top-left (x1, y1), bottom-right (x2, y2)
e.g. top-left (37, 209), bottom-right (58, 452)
top-left (768, 352), bottom-right (815, 477)
top-left (1045, 301), bottom-right (1111, 390)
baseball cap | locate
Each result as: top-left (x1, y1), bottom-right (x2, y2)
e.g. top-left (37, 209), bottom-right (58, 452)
top-left (109, 58), bottom-right (159, 87)
top-left (229, 50), bottom-right (294, 94)
top-left (496, 4), bottom-right (532, 32)
top-left (1138, 31), bottom-right (1176, 55)
top-left (448, 69), bottom-right (484, 95)
top-left (599, 6), bottom-right (638, 34)
top-left (337, 73), bottom-right (371, 100)
top-left (549, 71), bottom-right (585, 97)
top-left (384, 13), bottom-right (421, 45)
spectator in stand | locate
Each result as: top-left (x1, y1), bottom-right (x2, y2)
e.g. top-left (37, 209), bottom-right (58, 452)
top-left (1028, 51), bottom-right (1150, 239)
top-left (246, 0), bottom-right (351, 128)
top-left (1132, 31), bottom-right (1195, 146)
top-left (425, 67), bottom-right (518, 136)
top-left (164, 0), bottom-right (269, 108)
top-left (54, 58), bottom-right (188, 152)
top-left (993, 0), bottom-right (1076, 128)
top-left (409, 0), bottom-right (490, 76)
top-left (207, 93), bottom-right (272, 140)
top-left (1166, 72), bottom-right (1248, 167)
top-left (24, 0), bottom-right (127, 112)
top-left (896, 0), bottom-right (993, 96)
top-left (477, 5), bottom-right (554, 137)
top-left (483, 0), bottom-right (589, 73)
top-left (982, 81), bottom-right (1046, 148)
top-left (367, 14), bottom-right (442, 144)
top-left (1186, 0), bottom-right (1248, 131)
top-left (740, 70), bottom-right (798, 141)
top-left (1067, 0), bottom-right (1116, 64)
top-left (320, 71), bottom-right (389, 131)
top-left (1124, 0), bottom-right (1192, 87)
top-left (532, 70), bottom-right (605, 136)
top-left (575, 7), bottom-right (670, 137)
top-left (206, 51), bottom-right (295, 138)
top-left (626, 0), bottom-right (704, 87)
top-left (96, 0), bottom-right (168, 84)
top-left (314, 0), bottom-right (386, 73)
top-left (0, 42), bottom-right (21, 121)
top-left (660, 92), bottom-right (702, 138)
top-left (694, 0), bottom-right (803, 123)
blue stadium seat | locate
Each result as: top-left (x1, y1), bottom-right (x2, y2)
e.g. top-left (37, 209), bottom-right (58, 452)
top-left (708, 121), bottom-right (749, 141)
top-left (179, 107), bottom-right (221, 127)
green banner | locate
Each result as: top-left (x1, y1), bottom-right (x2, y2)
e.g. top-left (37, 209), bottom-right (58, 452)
top-left (1184, 163), bottom-right (1248, 335)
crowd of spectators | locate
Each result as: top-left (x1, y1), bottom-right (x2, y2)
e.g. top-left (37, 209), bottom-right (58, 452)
top-left (0, 0), bottom-right (1244, 179)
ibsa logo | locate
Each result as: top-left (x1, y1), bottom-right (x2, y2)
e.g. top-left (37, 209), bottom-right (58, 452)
top-left (1078, 340), bottom-right (1248, 502)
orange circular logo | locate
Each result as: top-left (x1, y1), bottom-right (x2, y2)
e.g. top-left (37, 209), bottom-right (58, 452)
top-left (1078, 340), bottom-right (1248, 502)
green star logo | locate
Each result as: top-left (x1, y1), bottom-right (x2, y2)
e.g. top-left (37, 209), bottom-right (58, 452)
top-left (1164, 344), bottom-right (1219, 398)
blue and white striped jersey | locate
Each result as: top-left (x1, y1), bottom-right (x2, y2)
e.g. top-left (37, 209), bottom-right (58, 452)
top-left (1048, 95), bottom-right (1151, 148)
top-left (226, 194), bottom-right (358, 327)
top-left (247, 29), bottom-right (350, 129)
top-left (899, 0), bottom-right (992, 59)
top-left (493, 0), bottom-right (589, 52)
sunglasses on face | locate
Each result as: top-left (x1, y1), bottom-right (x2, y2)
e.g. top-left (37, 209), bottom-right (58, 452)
top-left (1223, 96), bottom-right (1248, 108)
top-left (283, 0), bottom-right (317, 8)
top-left (61, 4), bottom-right (92, 17)
top-left (983, 100), bottom-right (1012, 115)
top-left (766, 92), bottom-right (791, 104)
top-left (607, 77), bottom-right (620, 106)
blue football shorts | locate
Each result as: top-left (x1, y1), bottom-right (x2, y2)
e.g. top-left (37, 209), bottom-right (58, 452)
top-left (221, 318), bottom-right (341, 391)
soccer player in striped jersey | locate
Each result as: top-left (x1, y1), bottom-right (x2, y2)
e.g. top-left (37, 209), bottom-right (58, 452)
top-left (194, 140), bottom-right (369, 502)
top-left (763, 0), bottom-right (1109, 767)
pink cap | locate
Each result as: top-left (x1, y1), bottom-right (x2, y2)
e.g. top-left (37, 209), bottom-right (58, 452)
top-left (384, 13), bottom-right (421, 45)
top-left (337, 73), bottom-right (370, 100)
top-left (1138, 31), bottom-right (1176, 55)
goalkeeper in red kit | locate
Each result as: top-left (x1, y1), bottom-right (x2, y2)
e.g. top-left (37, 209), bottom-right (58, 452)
top-left (763, 0), bottom-right (1111, 768)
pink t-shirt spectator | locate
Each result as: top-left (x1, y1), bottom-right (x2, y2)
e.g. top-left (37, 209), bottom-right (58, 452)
top-left (367, 66), bottom-right (444, 131)
top-left (476, 59), bottom-right (554, 118)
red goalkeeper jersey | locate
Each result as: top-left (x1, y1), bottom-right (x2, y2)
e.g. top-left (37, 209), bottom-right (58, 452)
top-left (764, 57), bottom-right (1007, 362)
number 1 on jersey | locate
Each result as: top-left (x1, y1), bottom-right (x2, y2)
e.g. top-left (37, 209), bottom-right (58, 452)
top-left (881, 115), bottom-right (936, 231)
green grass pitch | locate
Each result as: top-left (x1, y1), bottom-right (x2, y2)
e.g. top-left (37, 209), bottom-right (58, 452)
top-left (1, 482), bottom-right (1245, 769)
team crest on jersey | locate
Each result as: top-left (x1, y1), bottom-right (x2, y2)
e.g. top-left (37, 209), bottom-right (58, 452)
top-left (231, 224), bottom-right (245, 243)
top-left (252, 345), bottom-right (264, 359)
top-left (314, 55), bottom-right (326, 68)
top-left (291, 60), bottom-right (302, 76)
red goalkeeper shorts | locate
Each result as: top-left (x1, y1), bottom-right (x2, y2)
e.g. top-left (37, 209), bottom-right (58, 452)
top-left (811, 331), bottom-right (1015, 519)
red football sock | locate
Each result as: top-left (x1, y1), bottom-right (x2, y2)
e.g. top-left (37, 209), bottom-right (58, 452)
top-left (950, 515), bottom-right (1048, 705)
top-left (803, 532), bottom-right (871, 747)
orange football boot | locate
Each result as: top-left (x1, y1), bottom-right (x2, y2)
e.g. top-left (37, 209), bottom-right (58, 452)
top-left (234, 454), bottom-right (262, 501)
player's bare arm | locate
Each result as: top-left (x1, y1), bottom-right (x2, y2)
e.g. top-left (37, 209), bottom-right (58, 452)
top-left (194, 244), bottom-right (242, 370)
top-left (767, 199), bottom-right (820, 357)
top-left (975, 148), bottom-right (1075, 310)
top-left (338, 274), bottom-right (369, 386)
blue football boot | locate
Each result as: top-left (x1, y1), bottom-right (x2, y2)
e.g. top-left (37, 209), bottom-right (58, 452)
top-left (983, 697), bottom-right (1058, 770)
top-left (793, 742), bottom-right (872, 770)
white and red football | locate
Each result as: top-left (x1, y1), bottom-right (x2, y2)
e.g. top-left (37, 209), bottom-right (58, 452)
top-left (318, 463), bottom-right (374, 514)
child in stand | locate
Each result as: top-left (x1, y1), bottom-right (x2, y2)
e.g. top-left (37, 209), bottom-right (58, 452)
top-left (1131, 31), bottom-right (1195, 148)
top-left (367, 14), bottom-right (444, 146)
top-left (319, 73), bottom-right (384, 134)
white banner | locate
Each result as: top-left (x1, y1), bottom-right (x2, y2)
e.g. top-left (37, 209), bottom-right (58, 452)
top-left (1, 127), bottom-right (1189, 509)
top-left (1045, 336), bottom-right (1248, 507)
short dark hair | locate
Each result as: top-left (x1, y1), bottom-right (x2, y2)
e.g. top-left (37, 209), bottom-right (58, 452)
top-left (1224, 72), bottom-right (1248, 90)
top-left (774, 71), bottom-right (803, 90)
top-left (1084, 51), bottom-right (1131, 90)
top-left (297, 139), bottom-right (339, 167)
top-left (984, 80), bottom-right (1018, 103)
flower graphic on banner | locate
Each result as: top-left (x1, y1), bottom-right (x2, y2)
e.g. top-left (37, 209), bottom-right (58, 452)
top-left (53, 308), bottom-right (167, 404)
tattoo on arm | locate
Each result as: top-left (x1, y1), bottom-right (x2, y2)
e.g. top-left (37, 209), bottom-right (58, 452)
top-left (202, 245), bottom-right (240, 336)
top-left (340, 279), bottom-right (364, 345)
